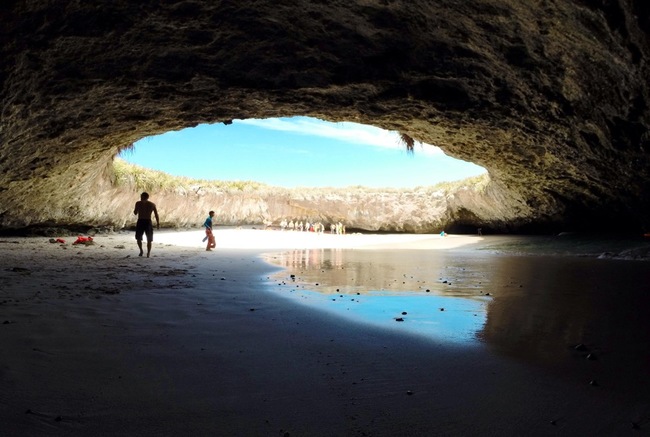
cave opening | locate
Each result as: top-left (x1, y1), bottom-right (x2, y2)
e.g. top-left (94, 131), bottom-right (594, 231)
top-left (118, 116), bottom-right (486, 189)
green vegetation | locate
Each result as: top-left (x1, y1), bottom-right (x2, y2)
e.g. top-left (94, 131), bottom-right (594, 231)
top-left (112, 157), bottom-right (489, 195)
top-left (426, 174), bottom-right (490, 193)
top-left (112, 158), bottom-right (270, 194)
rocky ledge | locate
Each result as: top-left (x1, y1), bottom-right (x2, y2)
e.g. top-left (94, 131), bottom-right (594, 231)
top-left (1, 1), bottom-right (649, 233)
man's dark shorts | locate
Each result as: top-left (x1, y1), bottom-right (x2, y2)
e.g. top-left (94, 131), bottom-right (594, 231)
top-left (135, 219), bottom-right (154, 242)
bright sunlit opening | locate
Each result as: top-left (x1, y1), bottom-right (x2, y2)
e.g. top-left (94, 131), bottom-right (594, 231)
top-left (120, 116), bottom-right (486, 188)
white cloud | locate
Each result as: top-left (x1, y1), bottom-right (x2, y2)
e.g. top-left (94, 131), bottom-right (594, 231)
top-left (237, 117), bottom-right (443, 156)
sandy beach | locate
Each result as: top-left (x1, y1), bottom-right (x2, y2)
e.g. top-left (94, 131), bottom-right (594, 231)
top-left (1, 229), bottom-right (649, 436)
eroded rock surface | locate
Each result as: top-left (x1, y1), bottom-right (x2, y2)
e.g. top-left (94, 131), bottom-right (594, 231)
top-left (1, 1), bottom-right (648, 232)
top-left (76, 178), bottom-right (494, 234)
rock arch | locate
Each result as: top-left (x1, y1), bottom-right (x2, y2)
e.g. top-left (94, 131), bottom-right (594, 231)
top-left (1, 1), bottom-right (648, 232)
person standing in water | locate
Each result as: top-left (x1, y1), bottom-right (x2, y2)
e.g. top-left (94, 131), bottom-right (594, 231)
top-left (133, 192), bottom-right (160, 257)
top-left (204, 210), bottom-right (216, 251)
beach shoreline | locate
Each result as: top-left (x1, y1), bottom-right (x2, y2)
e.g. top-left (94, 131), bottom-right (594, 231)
top-left (1, 230), bottom-right (649, 436)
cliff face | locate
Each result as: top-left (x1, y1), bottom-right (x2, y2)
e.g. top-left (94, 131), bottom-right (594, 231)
top-left (83, 179), bottom-right (494, 234)
top-left (1, 1), bottom-right (649, 232)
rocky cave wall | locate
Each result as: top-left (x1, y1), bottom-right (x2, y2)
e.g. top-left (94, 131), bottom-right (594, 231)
top-left (1, 0), bottom-right (649, 232)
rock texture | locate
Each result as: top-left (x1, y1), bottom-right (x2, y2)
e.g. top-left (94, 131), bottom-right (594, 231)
top-left (82, 177), bottom-right (494, 234)
top-left (1, 1), bottom-right (649, 232)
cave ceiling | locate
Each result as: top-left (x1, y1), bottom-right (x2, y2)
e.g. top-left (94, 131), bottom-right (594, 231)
top-left (0, 0), bottom-right (649, 231)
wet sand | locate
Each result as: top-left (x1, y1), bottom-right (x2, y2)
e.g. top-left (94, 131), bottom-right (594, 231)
top-left (1, 229), bottom-right (649, 436)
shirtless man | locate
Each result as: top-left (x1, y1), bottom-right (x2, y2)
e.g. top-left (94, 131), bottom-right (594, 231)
top-left (133, 192), bottom-right (160, 257)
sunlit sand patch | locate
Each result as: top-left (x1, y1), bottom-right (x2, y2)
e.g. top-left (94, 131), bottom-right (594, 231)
top-left (155, 228), bottom-right (484, 250)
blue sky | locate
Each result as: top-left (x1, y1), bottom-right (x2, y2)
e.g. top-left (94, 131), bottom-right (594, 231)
top-left (120, 117), bottom-right (486, 188)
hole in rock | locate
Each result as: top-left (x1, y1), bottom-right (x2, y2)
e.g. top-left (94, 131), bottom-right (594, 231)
top-left (119, 116), bottom-right (485, 188)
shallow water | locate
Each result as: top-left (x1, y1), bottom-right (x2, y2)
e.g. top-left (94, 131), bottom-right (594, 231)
top-left (475, 233), bottom-right (650, 260)
top-left (264, 238), bottom-right (650, 399)
top-left (265, 248), bottom-right (493, 346)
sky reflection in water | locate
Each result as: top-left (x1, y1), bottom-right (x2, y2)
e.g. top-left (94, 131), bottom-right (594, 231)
top-left (263, 241), bottom-right (650, 395)
top-left (264, 248), bottom-right (490, 346)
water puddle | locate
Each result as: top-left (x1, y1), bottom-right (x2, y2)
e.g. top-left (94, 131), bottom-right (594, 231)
top-left (264, 248), bottom-right (491, 345)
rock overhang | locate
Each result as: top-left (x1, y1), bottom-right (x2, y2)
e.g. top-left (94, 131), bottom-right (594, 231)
top-left (0, 1), bottom-right (648, 232)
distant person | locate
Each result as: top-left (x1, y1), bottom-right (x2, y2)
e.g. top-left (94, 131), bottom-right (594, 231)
top-left (478, 228), bottom-right (483, 236)
top-left (133, 192), bottom-right (160, 257)
top-left (204, 210), bottom-right (216, 251)
top-left (440, 230), bottom-right (447, 237)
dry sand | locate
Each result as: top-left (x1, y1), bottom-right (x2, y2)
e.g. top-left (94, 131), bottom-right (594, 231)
top-left (1, 229), bottom-right (649, 436)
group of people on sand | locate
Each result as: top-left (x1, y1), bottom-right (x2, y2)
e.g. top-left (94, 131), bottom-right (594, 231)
top-left (279, 219), bottom-right (346, 234)
top-left (132, 192), bottom-right (216, 257)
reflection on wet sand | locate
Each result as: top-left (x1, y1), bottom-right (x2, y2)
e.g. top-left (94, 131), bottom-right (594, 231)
top-left (267, 248), bottom-right (485, 297)
top-left (266, 248), bottom-right (493, 344)
top-left (266, 248), bottom-right (650, 400)
top-left (481, 255), bottom-right (650, 400)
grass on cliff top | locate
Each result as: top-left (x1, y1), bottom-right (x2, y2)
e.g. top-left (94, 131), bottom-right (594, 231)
top-left (112, 157), bottom-right (489, 195)
top-left (112, 157), bottom-right (268, 193)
